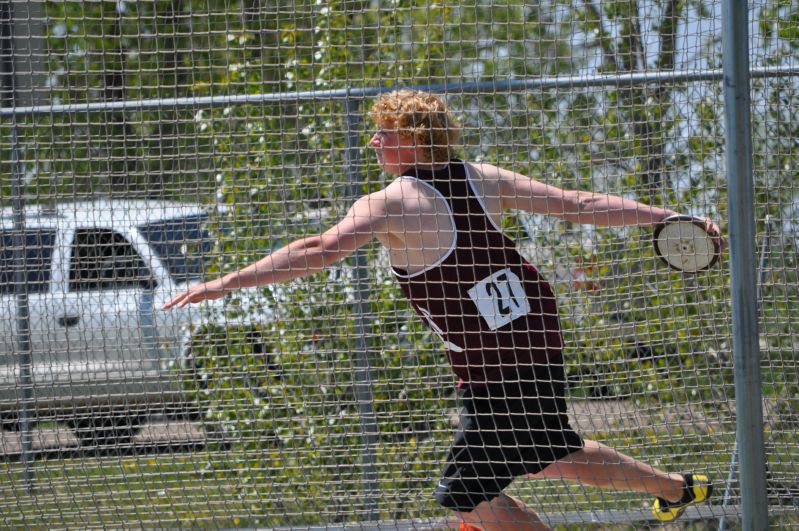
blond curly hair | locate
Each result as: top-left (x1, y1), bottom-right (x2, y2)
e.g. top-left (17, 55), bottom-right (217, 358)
top-left (369, 90), bottom-right (461, 164)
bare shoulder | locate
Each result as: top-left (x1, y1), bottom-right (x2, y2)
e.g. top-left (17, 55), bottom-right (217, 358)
top-left (379, 177), bottom-right (441, 214)
top-left (465, 161), bottom-right (513, 192)
top-left (466, 161), bottom-right (519, 179)
top-left (345, 178), bottom-right (435, 230)
top-left (350, 179), bottom-right (416, 213)
top-left (348, 178), bottom-right (453, 259)
top-left (465, 161), bottom-right (569, 213)
top-left (467, 161), bottom-right (532, 187)
top-left (464, 161), bottom-right (505, 205)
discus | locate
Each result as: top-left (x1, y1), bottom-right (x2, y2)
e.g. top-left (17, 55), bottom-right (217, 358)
top-left (653, 215), bottom-right (721, 272)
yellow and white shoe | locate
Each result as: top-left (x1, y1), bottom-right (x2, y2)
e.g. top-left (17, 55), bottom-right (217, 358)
top-left (652, 473), bottom-right (713, 522)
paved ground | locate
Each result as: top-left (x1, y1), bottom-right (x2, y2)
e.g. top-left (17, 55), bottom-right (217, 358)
top-left (0, 418), bottom-right (206, 459)
top-left (0, 398), bottom-right (741, 461)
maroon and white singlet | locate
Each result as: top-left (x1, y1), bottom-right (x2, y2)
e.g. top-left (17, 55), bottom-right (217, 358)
top-left (392, 159), bottom-right (564, 385)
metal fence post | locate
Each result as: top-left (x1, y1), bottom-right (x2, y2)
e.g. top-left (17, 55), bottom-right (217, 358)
top-left (721, 1), bottom-right (769, 528)
top-left (4, 3), bottom-right (47, 492)
top-left (719, 217), bottom-right (773, 531)
top-left (342, 95), bottom-right (379, 521)
top-left (10, 123), bottom-right (35, 492)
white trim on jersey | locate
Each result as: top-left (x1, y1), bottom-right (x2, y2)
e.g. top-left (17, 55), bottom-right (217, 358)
top-left (390, 174), bottom-right (458, 279)
top-left (463, 163), bottom-right (506, 235)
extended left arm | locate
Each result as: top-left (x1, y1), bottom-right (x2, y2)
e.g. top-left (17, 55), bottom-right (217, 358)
top-left (556, 190), bottom-right (678, 227)
top-left (492, 164), bottom-right (675, 227)
top-left (492, 164), bottom-right (724, 248)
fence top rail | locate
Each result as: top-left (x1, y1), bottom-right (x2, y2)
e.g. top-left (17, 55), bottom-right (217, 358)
top-left (2, 65), bottom-right (798, 118)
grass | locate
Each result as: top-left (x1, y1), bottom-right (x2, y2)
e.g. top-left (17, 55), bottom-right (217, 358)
top-left (0, 417), bottom-right (795, 528)
top-left (1, 452), bottom-right (253, 528)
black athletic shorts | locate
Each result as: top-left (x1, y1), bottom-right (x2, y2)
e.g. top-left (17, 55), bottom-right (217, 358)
top-left (434, 360), bottom-right (584, 512)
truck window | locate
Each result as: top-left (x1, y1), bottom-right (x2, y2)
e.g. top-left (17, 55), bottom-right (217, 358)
top-left (138, 214), bottom-right (213, 283)
top-left (69, 229), bottom-right (154, 292)
top-left (0, 229), bottom-right (57, 295)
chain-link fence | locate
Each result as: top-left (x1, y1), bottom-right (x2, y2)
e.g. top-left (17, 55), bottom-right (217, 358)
top-left (1, 1), bottom-right (797, 528)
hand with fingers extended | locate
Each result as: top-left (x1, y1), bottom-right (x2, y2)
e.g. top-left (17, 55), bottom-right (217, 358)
top-left (703, 217), bottom-right (727, 253)
top-left (161, 278), bottom-right (229, 310)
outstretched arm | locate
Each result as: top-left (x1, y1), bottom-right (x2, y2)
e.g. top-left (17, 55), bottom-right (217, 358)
top-left (161, 194), bottom-right (388, 310)
top-left (486, 163), bottom-right (725, 248)
top-left (552, 189), bottom-right (678, 227)
top-left (490, 164), bottom-right (677, 226)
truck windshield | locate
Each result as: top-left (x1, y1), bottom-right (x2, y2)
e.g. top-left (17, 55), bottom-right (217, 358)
top-left (138, 214), bottom-right (214, 283)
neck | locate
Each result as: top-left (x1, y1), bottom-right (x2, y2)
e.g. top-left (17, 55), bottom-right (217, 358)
top-left (411, 161), bottom-right (449, 171)
top-left (391, 158), bottom-right (453, 176)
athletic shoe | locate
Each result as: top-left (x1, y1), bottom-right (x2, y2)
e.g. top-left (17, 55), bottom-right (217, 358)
top-left (652, 473), bottom-right (713, 522)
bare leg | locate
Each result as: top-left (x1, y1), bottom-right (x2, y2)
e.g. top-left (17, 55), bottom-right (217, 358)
top-left (526, 439), bottom-right (684, 502)
top-left (451, 440), bottom-right (684, 529)
top-left (456, 493), bottom-right (550, 531)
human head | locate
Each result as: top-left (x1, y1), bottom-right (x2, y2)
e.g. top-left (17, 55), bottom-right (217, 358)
top-left (368, 90), bottom-right (461, 167)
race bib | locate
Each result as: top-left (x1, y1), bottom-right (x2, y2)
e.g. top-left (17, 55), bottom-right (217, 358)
top-left (467, 268), bottom-right (531, 330)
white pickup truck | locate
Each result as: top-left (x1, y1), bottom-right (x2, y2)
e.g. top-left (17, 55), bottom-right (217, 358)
top-left (0, 199), bottom-right (271, 446)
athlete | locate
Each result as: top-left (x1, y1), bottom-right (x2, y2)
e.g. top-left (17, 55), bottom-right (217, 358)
top-left (162, 90), bottom-right (719, 530)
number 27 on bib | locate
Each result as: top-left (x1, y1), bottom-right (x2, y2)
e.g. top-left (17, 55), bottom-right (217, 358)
top-left (467, 268), bottom-right (531, 331)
